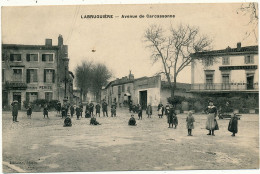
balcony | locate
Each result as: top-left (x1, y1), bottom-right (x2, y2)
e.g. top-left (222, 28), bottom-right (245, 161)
top-left (4, 81), bottom-right (27, 90)
top-left (190, 83), bottom-right (258, 93)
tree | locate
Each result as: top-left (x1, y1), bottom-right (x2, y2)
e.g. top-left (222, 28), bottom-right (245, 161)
top-left (91, 63), bottom-right (112, 102)
top-left (237, 2), bottom-right (258, 42)
top-left (144, 24), bottom-right (212, 98)
top-left (75, 61), bottom-right (93, 102)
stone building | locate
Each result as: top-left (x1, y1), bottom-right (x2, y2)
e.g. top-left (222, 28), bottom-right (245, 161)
top-left (101, 72), bottom-right (192, 109)
top-left (2, 35), bottom-right (73, 110)
top-left (190, 43), bottom-right (258, 98)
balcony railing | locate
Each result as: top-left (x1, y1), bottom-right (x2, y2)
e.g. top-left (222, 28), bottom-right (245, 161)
top-left (191, 83), bottom-right (259, 91)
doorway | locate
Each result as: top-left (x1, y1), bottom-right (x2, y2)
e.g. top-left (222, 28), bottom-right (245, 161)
top-left (13, 92), bottom-right (21, 110)
top-left (247, 74), bottom-right (254, 90)
top-left (139, 90), bottom-right (147, 110)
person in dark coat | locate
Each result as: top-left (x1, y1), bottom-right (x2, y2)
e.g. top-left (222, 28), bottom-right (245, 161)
top-left (102, 100), bottom-right (108, 117)
top-left (90, 117), bottom-right (101, 125)
top-left (70, 105), bottom-right (75, 117)
top-left (43, 104), bottom-right (49, 118)
top-left (61, 105), bottom-right (66, 118)
top-left (11, 100), bottom-right (19, 123)
top-left (56, 101), bottom-right (61, 114)
top-left (128, 114), bottom-right (136, 126)
top-left (111, 103), bottom-right (117, 117)
top-left (27, 104), bottom-right (32, 119)
top-left (89, 102), bottom-right (94, 116)
top-left (173, 110), bottom-right (178, 129)
top-left (76, 106), bottom-right (81, 120)
top-left (85, 109), bottom-right (91, 118)
top-left (228, 113), bottom-right (238, 136)
top-left (85, 102), bottom-right (90, 116)
top-left (167, 106), bottom-right (175, 128)
top-left (95, 103), bottom-right (101, 117)
top-left (146, 104), bottom-right (152, 118)
top-left (137, 104), bottom-right (142, 120)
top-left (64, 116), bottom-right (72, 127)
top-left (129, 100), bottom-right (133, 112)
top-left (79, 102), bottom-right (83, 117)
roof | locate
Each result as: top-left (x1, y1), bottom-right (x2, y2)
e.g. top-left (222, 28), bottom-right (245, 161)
top-left (2, 44), bottom-right (60, 50)
top-left (191, 45), bottom-right (258, 58)
top-left (161, 81), bottom-right (191, 90)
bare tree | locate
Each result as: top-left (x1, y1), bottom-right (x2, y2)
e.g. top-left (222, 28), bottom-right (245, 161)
top-left (144, 24), bottom-right (212, 97)
top-left (91, 63), bottom-right (112, 102)
top-left (237, 2), bottom-right (258, 41)
top-left (75, 61), bottom-right (93, 102)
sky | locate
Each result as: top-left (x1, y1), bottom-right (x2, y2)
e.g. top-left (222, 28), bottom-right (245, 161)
top-left (1, 3), bottom-right (258, 84)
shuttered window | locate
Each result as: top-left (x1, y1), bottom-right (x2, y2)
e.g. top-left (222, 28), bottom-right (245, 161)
top-left (26, 54), bottom-right (38, 62)
top-left (44, 69), bottom-right (55, 83)
top-left (26, 69), bottom-right (38, 83)
top-left (245, 55), bottom-right (254, 64)
top-left (42, 54), bottom-right (54, 62)
top-left (10, 54), bottom-right (22, 62)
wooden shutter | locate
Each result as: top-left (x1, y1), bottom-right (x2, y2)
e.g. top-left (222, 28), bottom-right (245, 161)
top-left (26, 69), bottom-right (30, 83)
top-left (44, 69), bottom-right (46, 82)
top-left (42, 54), bottom-right (46, 61)
top-left (26, 54), bottom-right (30, 62)
top-left (52, 70), bottom-right (55, 83)
top-left (10, 54), bottom-right (14, 61)
top-left (34, 69), bottom-right (38, 82)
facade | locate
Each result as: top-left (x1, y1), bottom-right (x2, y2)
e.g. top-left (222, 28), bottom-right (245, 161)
top-left (102, 72), bottom-right (192, 109)
top-left (190, 43), bottom-right (258, 98)
top-left (2, 35), bottom-right (73, 110)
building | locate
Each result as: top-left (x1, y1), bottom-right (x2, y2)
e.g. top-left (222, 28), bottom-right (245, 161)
top-left (2, 35), bottom-right (73, 110)
top-left (190, 42), bottom-right (258, 98)
top-left (102, 72), bottom-right (192, 109)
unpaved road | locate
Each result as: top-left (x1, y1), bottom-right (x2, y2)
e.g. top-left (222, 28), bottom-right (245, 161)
top-left (2, 108), bottom-right (259, 172)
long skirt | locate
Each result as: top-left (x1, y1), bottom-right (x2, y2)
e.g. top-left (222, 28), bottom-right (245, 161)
top-left (167, 115), bottom-right (174, 124)
top-left (228, 118), bottom-right (238, 133)
top-left (206, 113), bottom-right (215, 130)
top-left (158, 108), bottom-right (163, 116)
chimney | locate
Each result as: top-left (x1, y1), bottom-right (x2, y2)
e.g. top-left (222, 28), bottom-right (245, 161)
top-left (58, 34), bottom-right (63, 46)
top-left (237, 42), bottom-right (241, 50)
top-left (45, 39), bottom-right (52, 46)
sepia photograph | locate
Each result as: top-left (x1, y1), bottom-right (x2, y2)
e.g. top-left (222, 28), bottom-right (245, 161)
top-left (1, 1), bottom-right (259, 173)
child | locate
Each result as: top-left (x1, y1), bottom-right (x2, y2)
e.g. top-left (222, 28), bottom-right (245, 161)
top-left (70, 105), bottom-right (75, 117)
top-left (186, 111), bottom-right (195, 136)
top-left (76, 106), bottom-right (81, 120)
top-left (43, 104), bottom-right (49, 119)
top-left (128, 114), bottom-right (136, 126)
top-left (137, 104), bottom-right (142, 120)
top-left (173, 110), bottom-right (178, 129)
top-left (146, 104), bottom-right (152, 118)
top-left (90, 117), bottom-right (101, 125)
top-left (228, 113), bottom-right (238, 136)
top-left (64, 116), bottom-right (72, 127)
top-left (167, 106), bottom-right (175, 128)
top-left (85, 110), bottom-right (91, 118)
top-left (158, 103), bottom-right (164, 118)
top-left (95, 103), bottom-right (101, 117)
top-left (111, 103), bottom-right (117, 117)
top-left (27, 104), bottom-right (32, 119)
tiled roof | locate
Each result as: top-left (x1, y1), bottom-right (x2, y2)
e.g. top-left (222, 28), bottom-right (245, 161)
top-left (191, 45), bottom-right (258, 57)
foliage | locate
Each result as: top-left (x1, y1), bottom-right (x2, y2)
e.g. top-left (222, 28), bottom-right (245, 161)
top-left (144, 24), bottom-right (212, 97)
top-left (167, 96), bottom-right (185, 106)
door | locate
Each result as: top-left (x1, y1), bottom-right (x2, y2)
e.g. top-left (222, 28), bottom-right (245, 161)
top-left (139, 90), bottom-right (147, 110)
top-left (13, 92), bottom-right (22, 110)
top-left (247, 75), bottom-right (254, 90)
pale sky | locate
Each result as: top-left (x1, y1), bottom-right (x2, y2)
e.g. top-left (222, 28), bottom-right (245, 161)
top-left (1, 3), bottom-right (258, 83)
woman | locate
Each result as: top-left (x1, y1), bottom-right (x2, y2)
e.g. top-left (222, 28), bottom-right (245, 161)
top-left (228, 113), bottom-right (238, 136)
top-left (205, 100), bottom-right (218, 136)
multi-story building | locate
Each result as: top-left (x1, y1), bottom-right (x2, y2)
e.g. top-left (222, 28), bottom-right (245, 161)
top-left (2, 35), bottom-right (73, 110)
top-left (102, 72), bottom-right (192, 109)
top-left (190, 42), bottom-right (258, 98)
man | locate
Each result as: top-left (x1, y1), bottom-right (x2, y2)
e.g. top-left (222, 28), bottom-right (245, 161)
top-left (95, 103), bottom-right (101, 117)
top-left (76, 106), bottom-right (81, 120)
top-left (85, 102), bottom-right (90, 116)
top-left (102, 100), bottom-right (108, 117)
top-left (146, 103), bottom-right (152, 118)
top-left (129, 100), bottom-right (133, 112)
top-left (70, 105), bottom-right (75, 117)
top-left (61, 105), bottom-right (66, 118)
top-left (11, 100), bottom-right (19, 123)
top-left (89, 102), bottom-right (94, 116)
top-left (56, 101), bottom-right (61, 114)
top-left (79, 102), bottom-right (83, 117)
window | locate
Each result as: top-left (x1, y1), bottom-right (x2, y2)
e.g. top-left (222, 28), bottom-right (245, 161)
top-left (222, 57), bottom-right (230, 65)
top-left (42, 54), bottom-right (54, 62)
top-left (26, 54), bottom-right (39, 62)
top-left (44, 69), bottom-right (55, 83)
top-left (203, 58), bottom-right (213, 67)
top-left (206, 74), bottom-right (213, 84)
top-left (222, 74), bottom-right (229, 84)
top-left (45, 92), bottom-right (53, 101)
top-left (245, 55), bottom-right (254, 64)
top-left (2, 69), bottom-right (4, 82)
top-left (13, 69), bottom-right (22, 82)
top-left (26, 92), bottom-right (38, 102)
top-left (122, 84), bottom-right (125, 92)
top-left (118, 86), bottom-right (121, 94)
top-left (26, 69), bottom-right (38, 83)
top-left (10, 54), bottom-right (22, 62)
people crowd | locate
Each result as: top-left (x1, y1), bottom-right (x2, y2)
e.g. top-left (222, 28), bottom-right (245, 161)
top-left (10, 99), bottom-right (239, 137)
